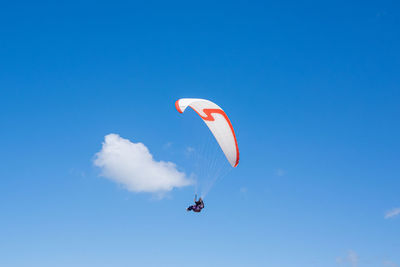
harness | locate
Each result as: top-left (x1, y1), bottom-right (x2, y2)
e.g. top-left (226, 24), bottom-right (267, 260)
top-left (193, 201), bottom-right (204, 212)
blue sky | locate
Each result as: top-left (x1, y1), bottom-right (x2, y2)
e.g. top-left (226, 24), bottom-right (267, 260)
top-left (1, 1), bottom-right (399, 266)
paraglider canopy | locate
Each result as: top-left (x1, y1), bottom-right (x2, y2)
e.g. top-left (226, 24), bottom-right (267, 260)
top-left (175, 98), bottom-right (239, 167)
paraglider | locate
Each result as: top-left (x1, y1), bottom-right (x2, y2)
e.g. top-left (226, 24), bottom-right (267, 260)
top-left (175, 98), bottom-right (239, 167)
top-left (175, 98), bottom-right (239, 212)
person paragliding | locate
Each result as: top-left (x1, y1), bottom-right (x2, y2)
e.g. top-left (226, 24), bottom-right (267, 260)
top-left (176, 98), bottom-right (239, 212)
top-left (186, 194), bottom-right (204, 212)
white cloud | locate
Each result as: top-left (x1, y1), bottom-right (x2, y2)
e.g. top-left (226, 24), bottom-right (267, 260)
top-left (94, 134), bottom-right (192, 194)
top-left (275, 168), bottom-right (286, 177)
top-left (337, 250), bottom-right (358, 267)
top-left (163, 142), bottom-right (172, 149)
top-left (385, 208), bottom-right (400, 219)
top-left (185, 146), bottom-right (195, 155)
top-left (348, 250), bottom-right (358, 267)
top-left (383, 260), bottom-right (399, 267)
top-left (240, 187), bottom-right (248, 194)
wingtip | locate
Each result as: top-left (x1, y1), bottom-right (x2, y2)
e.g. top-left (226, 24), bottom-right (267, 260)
top-left (175, 100), bottom-right (183, 113)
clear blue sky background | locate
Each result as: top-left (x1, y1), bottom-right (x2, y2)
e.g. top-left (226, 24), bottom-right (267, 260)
top-left (1, 1), bottom-right (399, 266)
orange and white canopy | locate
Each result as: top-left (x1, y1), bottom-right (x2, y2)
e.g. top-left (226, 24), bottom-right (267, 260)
top-left (175, 98), bottom-right (239, 167)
